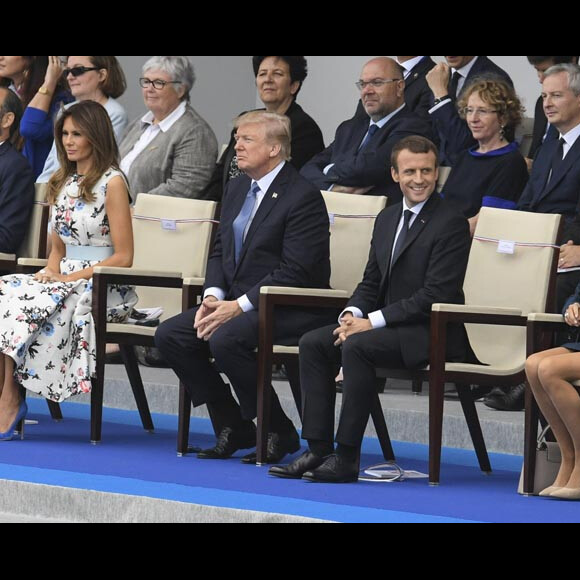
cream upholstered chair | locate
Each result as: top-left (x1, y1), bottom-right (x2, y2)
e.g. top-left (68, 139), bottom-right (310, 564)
top-left (436, 166), bottom-right (452, 194)
top-left (91, 194), bottom-right (218, 444)
top-left (516, 116), bottom-right (535, 159)
top-left (427, 208), bottom-right (561, 485)
top-left (0, 183), bottom-right (50, 272)
top-left (252, 191), bottom-right (389, 465)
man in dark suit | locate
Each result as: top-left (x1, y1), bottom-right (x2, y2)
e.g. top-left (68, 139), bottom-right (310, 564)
top-left (270, 136), bottom-right (472, 484)
top-left (526, 56), bottom-right (579, 167)
top-left (354, 56), bottom-right (437, 120)
top-left (0, 87), bottom-right (34, 257)
top-left (155, 111), bottom-right (334, 465)
top-left (486, 63), bottom-right (580, 413)
top-left (301, 57), bottom-right (434, 204)
top-left (426, 56), bottom-right (513, 166)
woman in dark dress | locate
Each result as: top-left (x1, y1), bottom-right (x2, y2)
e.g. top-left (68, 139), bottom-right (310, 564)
top-left (442, 79), bottom-right (529, 236)
top-left (200, 56), bottom-right (324, 201)
top-left (526, 288), bottom-right (580, 500)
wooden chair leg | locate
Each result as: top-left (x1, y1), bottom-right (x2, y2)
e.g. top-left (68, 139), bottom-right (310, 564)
top-left (428, 375), bottom-right (445, 486)
top-left (456, 383), bottom-right (492, 474)
top-left (524, 381), bottom-right (540, 495)
top-left (120, 345), bottom-right (154, 433)
top-left (46, 401), bottom-right (63, 422)
top-left (177, 383), bottom-right (192, 456)
top-left (90, 373), bottom-right (104, 445)
top-left (284, 359), bottom-right (302, 417)
top-left (371, 393), bottom-right (395, 462)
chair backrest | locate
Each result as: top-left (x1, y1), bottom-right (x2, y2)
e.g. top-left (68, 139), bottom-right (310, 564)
top-left (465, 208), bottom-right (561, 367)
top-left (516, 116), bottom-right (535, 158)
top-left (322, 191), bottom-right (388, 295)
top-left (18, 183), bottom-right (50, 259)
top-left (437, 167), bottom-right (452, 194)
top-left (131, 194), bottom-right (218, 321)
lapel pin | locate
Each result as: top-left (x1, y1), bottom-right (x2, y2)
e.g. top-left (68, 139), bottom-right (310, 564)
top-left (272, 193), bottom-right (279, 199)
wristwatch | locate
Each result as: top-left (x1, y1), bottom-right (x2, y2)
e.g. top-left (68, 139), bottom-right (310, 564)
top-left (432, 95), bottom-right (451, 107)
top-left (38, 86), bottom-right (51, 96)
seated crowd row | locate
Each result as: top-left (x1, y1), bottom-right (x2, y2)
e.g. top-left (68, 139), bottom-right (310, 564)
top-left (0, 56), bottom-right (579, 496)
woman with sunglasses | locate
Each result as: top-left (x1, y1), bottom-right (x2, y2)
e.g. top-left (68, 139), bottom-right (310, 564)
top-left (37, 56), bottom-right (128, 183)
top-left (119, 56), bottom-right (217, 200)
top-left (0, 56), bottom-right (73, 178)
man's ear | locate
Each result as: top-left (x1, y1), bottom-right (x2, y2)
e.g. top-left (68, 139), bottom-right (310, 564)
top-left (0, 111), bottom-right (14, 131)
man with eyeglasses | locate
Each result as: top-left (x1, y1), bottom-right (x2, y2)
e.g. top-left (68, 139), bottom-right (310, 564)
top-left (301, 57), bottom-right (433, 203)
top-left (0, 87), bottom-right (34, 261)
top-left (426, 56), bottom-right (512, 166)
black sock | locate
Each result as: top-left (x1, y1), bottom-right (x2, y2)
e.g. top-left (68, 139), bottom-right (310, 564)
top-left (207, 389), bottom-right (250, 435)
top-left (309, 440), bottom-right (334, 458)
top-left (336, 443), bottom-right (359, 462)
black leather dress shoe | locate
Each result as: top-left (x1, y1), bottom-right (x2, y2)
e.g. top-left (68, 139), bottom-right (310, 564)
top-left (484, 383), bottom-right (526, 412)
top-left (197, 427), bottom-right (256, 460)
top-left (241, 429), bottom-right (301, 465)
top-left (303, 454), bottom-right (359, 484)
top-left (269, 451), bottom-right (326, 480)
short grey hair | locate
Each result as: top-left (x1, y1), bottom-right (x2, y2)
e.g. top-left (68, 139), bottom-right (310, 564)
top-left (142, 56), bottom-right (196, 101)
top-left (234, 111), bottom-right (292, 161)
top-left (544, 63), bottom-right (580, 96)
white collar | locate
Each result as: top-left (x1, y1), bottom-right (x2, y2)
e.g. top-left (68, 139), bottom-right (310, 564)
top-left (253, 161), bottom-right (286, 195)
top-left (397, 56), bottom-right (425, 73)
top-left (452, 57), bottom-right (479, 80)
top-left (141, 101), bottom-right (187, 133)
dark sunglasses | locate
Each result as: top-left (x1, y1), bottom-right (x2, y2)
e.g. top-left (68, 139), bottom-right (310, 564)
top-left (64, 66), bottom-right (100, 78)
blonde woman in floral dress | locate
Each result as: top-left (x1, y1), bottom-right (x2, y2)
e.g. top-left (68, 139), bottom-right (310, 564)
top-left (0, 101), bottom-right (136, 440)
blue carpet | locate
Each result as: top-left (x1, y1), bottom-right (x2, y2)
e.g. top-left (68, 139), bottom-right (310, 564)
top-left (0, 399), bottom-right (578, 523)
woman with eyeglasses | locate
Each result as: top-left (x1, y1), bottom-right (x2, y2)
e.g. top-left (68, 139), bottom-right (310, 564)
top-left (0, 56), bottom-right (73, 178)
top-left (441, 79), bottom-right (529, 237)
top-left (200, 56), bottom-right (324, 202)
top-left (119, 56), bottom-right (217, 200)
top-left (37, 56), bottom-right (128, 183)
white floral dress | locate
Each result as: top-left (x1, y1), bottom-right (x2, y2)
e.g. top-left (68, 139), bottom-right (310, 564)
top-left (0, 169), bottom-right (137, 402)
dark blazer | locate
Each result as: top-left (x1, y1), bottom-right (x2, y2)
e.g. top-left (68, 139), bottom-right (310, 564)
top-left (518, 135), bottom-right (580, 232)
top-left (347, 194), bottom-right (471, 369)
top-left (301, 106), bottom-right (434, 204)
top-left (0, 142), bottom-right (35, 255)
top-left (431, 56), bottom-right (513, 166)
top-left (355, 57), bottom-right (437, 120)
top-left (205, 162), bottom-right (331, 307)
top-left (529, 96), bottom-right (559, 160)
top-left (199, 102), bottom-right (325, 202)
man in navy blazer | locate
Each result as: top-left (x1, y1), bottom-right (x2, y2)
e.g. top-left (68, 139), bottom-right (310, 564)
top-left (426, 56), bottom-right (513, 166)
top-left (270, 137), bottom-right (472, 484)
top-left (0, 88), bottom-right (34, 258)
top-left (156, 111), bottom-right (334, 465)
top-left (301, 57), bottom-right (434, 204)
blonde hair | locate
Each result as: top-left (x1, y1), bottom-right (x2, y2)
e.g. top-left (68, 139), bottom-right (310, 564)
top-left (48, 101), bottom-right (121, 205)
top-left (234, 111), bottom-right (292, 161)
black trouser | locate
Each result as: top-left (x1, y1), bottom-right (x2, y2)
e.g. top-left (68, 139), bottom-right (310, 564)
top-left (300, 324), bottom-right (409, 449)
top-left (155, 306), bottom-right (336, 425)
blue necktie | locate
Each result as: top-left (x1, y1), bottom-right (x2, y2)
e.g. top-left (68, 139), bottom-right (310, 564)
top-left (548, 138), bottom-right (566, 186)
top-left (233, 182), bottom-right (260, 265)
top-left (358, 123), bottom-right (380, 152)
top-left (391, 210), bottom-right (413, 272)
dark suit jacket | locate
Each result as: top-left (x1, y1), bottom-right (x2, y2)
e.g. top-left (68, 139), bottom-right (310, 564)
top-left (301, 106), bottom-right (434, 204)
top-left (518, 135), bottom-right (580, 233)
top-left (355, 57), bottom-right (437, 120)
top-left (205, 162), bottom-right (331, 308)
top-left (0, 142), bottom-right (35, 255)
top-left (430, 56), bottom-right (513, 166)
top-left (529, 96), bottom-right (559, 160)
top-left (199, 102), bottom-right (325, 202)
top-left (347, 194), bottom-right (471, 369)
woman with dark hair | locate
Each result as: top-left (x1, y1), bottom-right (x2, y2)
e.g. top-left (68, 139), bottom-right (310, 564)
top-left (0, 101), bottom-right (136, 438)
top-left (37, 56), bottom-right (128, 182)
top-left (200, 55), bottom-right (324, 201)
top-left (0, 56), bottom-right (73, 175)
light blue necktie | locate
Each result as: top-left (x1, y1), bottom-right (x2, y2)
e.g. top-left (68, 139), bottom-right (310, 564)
top-left (358, 123), bottom-right (380, 152)
top-left (233, 182), bottom-right (260, 265)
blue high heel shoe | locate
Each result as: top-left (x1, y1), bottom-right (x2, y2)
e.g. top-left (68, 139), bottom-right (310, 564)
top-left (0, 401), bottom-right (28, 442)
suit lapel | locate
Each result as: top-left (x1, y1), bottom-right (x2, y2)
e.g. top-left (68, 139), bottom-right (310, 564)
top-left (378, 205), bottom-right (406, 295)
top-left (543, 137), bottom-right (580, 197)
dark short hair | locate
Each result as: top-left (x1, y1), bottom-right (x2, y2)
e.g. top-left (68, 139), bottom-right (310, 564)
top-left (252, 56), bottom-right (308, 97)
top-left (65, 56), bottom-right (127, 99)
top-left (391, 136), bottom-right (439, 172)
top-left (527, 56), bottom-right (579, 66)
top-left (0, 87), bottom-right (24, 139)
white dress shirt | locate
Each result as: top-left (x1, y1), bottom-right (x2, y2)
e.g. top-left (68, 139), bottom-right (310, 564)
top-left (559, 122), bottom-right (580, 158)
top-left (120, 101), bottom-right (187, 175)
top-left (397, 56), bottom-right (425, 79)
top-left (429, 57), bottom-right (480, 114)
top-left (341, 197), bottom-right (429, 329)
top-left (205, 161), bottom-right (287, 313)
